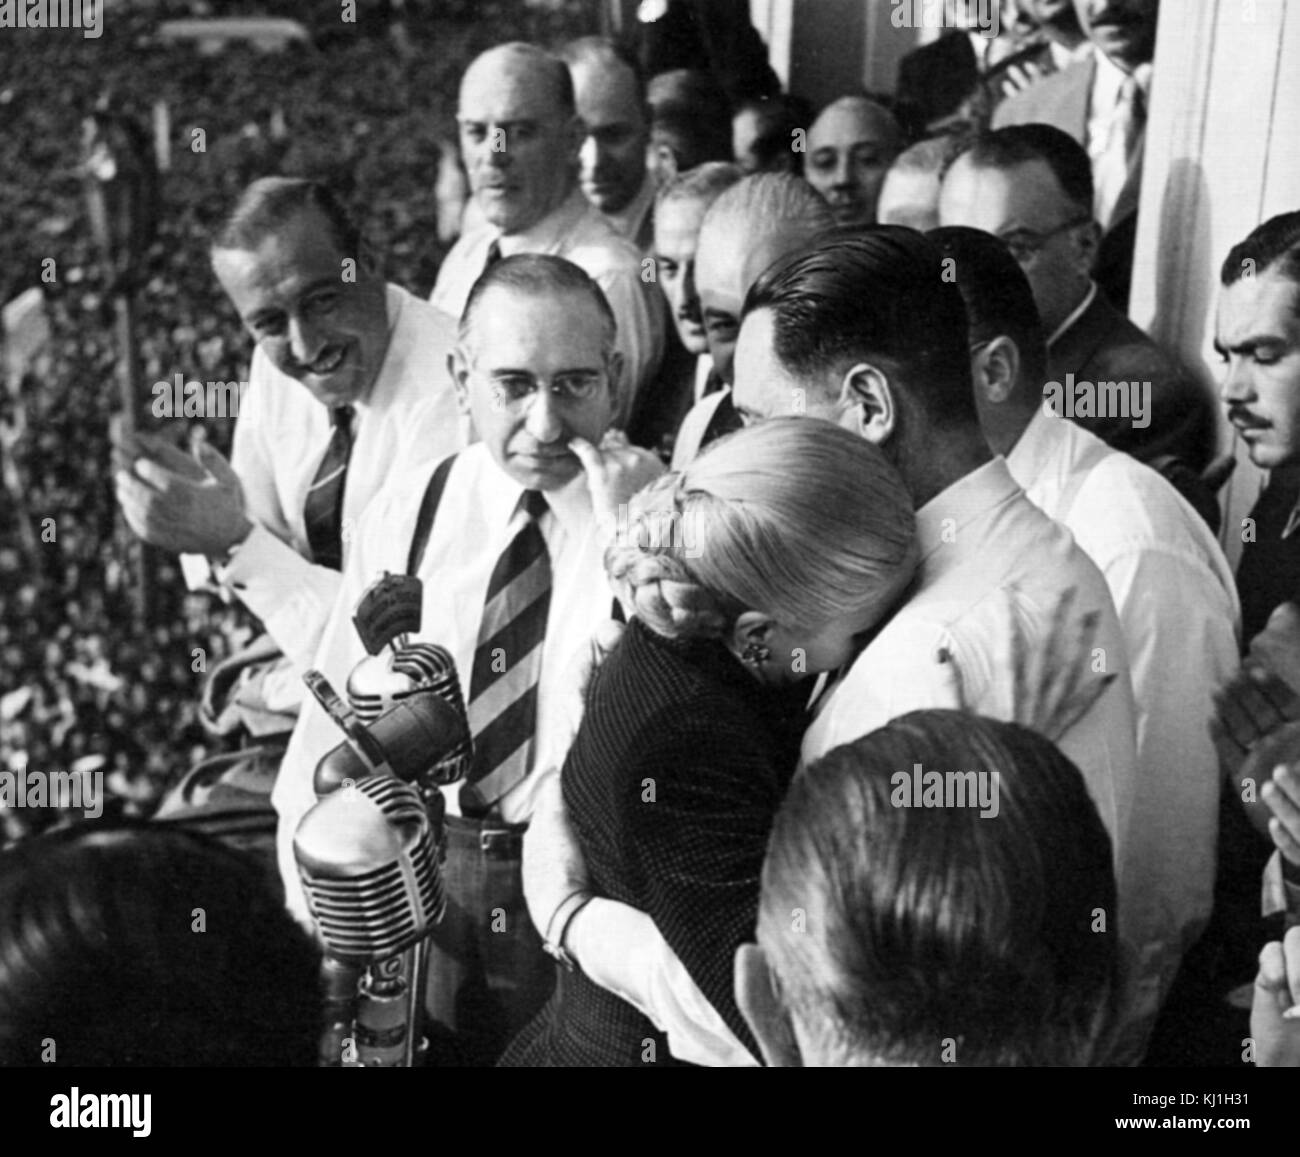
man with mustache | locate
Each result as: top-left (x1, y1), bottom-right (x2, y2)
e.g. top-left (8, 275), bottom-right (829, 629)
top-left (1218, 212), bottom-right (1300, 645)
top-left (114, 178), bottom-right (463, 715)
top-left (669, 172), bottom-right (835, 468)
top-left (430, 42), bottom-right (664, 427)
top-left (626, 161), bottom-right (741, 459)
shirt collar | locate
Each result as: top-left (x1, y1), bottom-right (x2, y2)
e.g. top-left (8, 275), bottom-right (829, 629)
top-left (1090, 47), bottom-right (1151, 113)
top-left (1046, 280), bottom-right (1097, 348)
top-left (602, 174), bottom-right (655, 243)
top-left (914, 458), bottom-right (1022, 568)
top-left (353, 283), bottom-right (403, 412)
top-left (495, 187), bottom-right (590, 256)
top-left (476, 443), bottom-right (595, 537)
top-left (1005, 406), bottom-right (1065, 489)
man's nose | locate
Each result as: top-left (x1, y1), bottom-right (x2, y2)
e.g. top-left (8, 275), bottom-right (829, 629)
top-left (288, 315), bottom-right (328, 366)
top-left (525, 387), bottom-right (565, 442)
top-left (579, 134), bottom-right (600, 173)
top-left (1219, 360), bottom-right (1256, 405)
top-left (833, 155), bottom-right (854, 188)
top-left (682, 260), bottom-right (698, 310)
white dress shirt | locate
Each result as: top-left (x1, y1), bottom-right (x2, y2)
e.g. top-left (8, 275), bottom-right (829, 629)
top-left (1087, 51), bottom-right (1150, 229)
top-left (567, 458), bottom-right (1143, 1065)
top-left (1007, 408), bottom-right (1241, 1014)
top-left (429, 187), bottom-right (664, 424)
top-left (272, 443), bottom-right (612, 924)
top-left (216, 285), bottom-right (464, 696)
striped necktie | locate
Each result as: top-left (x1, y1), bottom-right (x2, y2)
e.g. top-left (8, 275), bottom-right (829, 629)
top-left (304, 404), bottom-right (354, 571)
top-left (461, 490), bottom-right (552, 815)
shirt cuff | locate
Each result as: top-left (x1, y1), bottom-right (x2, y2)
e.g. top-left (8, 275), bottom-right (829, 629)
top-left (214, 522), bottom-right (340, 671)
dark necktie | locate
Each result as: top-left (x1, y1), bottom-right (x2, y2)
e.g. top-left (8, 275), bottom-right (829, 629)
top-left (482, 238), bottom-right (503, 276)
top-left (303, 405), bottom-right (354, 571)
top-left (461, 490), bottom-right (552, 815)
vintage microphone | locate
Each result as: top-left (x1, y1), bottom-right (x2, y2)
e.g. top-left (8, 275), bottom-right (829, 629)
top-left (294, 573), bottom-right (473, 1066)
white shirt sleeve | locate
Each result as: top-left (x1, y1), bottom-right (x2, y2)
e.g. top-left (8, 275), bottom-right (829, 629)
top-left (1107, 545), bottom-right (1240, 997)
top-left (566, 898), bottom-right (759, 1067)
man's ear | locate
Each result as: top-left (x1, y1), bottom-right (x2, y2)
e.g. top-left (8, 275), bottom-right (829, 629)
top-left (734, 943), bottom-right (802, 1067)
top-left (841, 363), bottom-right (897, 446)
top-left (605, 347), bottom-right (626, 408)
top-left (975, 335), bottom-right (1020, 406)
top-left (650, 142), bottom-right (679, 183)
top-left (562, 114), bottom-right (585, 164)
top-left (727, 610), bottom-right (774, 659)
top-left (450, 348), bottom-right (472, 415)
top-left (1074, 219), bottom-right (1103, 275)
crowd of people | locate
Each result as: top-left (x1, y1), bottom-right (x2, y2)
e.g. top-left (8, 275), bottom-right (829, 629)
top-left (3, 0), bottom-right (1300, 1073)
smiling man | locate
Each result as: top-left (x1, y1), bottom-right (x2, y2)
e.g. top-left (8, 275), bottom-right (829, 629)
top-left (114, 178), bottom-right (462, 713)
top-left (274, 255), bottom-right (664, 1066)
top-left (430, 42), bottom-right (663, 426)
top-left (1218, 212), bottom-right (1300, 644)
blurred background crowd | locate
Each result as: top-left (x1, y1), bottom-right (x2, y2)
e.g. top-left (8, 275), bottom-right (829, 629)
top-left (0, 0), bottom-right (595, 842)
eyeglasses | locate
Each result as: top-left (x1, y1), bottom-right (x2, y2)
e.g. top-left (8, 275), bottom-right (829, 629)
top-left (998, 216), bottom-right (1093, 264)
top-left (481, 371), bottom-right (606, 411)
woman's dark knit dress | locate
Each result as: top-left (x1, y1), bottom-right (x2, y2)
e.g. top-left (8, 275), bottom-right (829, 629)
top-left (501, 616), bottom-right (808, 1067)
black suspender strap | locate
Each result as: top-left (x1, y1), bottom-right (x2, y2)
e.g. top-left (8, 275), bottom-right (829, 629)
top-left (406, 451), bottom-right (625, 623)
top-left (406, 454), bottom-right (458, 576)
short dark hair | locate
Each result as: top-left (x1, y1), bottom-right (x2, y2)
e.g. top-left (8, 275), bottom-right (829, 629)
top-left (459, 253), bottom-right (618, 358)
top-left (743, 226), bottom-right (978, 431)
top-left (0, 821), bottom-right (321, 1066)
top-left (213, 176), bottom-right (362, 260)
top-left (1221, 211), bottom-right (1300, 311)
top-left (761, 709), bottom-right (1118, 1066)
top-left (958, 124), bottom-right (1095, 218)
top-left (735, 94), bottom-right (815, 173)
top-left (648, 69), bottom-right (735, 172)
top-left (928, 224), bottom-right (1048, 389)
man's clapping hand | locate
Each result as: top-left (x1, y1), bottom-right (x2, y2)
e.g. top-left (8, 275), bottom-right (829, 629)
top-left (113, 430), bottom-right (252, 559)
top-left (1251, 925), bottom-right (1300, 1067)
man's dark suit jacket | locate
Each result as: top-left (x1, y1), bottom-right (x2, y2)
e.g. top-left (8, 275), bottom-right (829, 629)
top-left (1048, 289), bottom-right (1213, 472)
top-left (994, 51), bottom-right (1141, 309)
top-left (637, 0), bottom-right (780, 107)
top-left (897, 31), bottom-right (979, 131)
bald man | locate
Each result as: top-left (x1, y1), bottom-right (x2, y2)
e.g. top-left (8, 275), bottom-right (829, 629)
top-left (669, 172), bottom-right (835, 467)
top-left (803, 95), bottom-right (904, 228)
top-left (431, 42), bottom-right (664, 425)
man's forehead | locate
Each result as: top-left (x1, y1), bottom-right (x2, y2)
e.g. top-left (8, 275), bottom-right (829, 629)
top-left (655, 198), bottom-right (708, 251)
top-left (212, 213), bottom-right (342, 293)
top-left (469, 286), bottom-right (607, 340)
top-left (571, 57), bottom-right (642, 125)
top-left (810, 100), bottom-right (896, 148)
top-left (941, 156), bottom-right (1061, 222)
top-left (1217, 271), bottom-right (1300, 338)
top-left (460, 54), bottom-right (564, 119)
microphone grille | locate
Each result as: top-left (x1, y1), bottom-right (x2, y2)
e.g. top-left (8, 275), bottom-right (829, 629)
top-left (295, 776), bottom-right (446, 962)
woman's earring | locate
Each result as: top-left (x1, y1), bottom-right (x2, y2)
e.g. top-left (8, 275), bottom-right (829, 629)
top-left (742, 643), bottom-right (771, 666)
